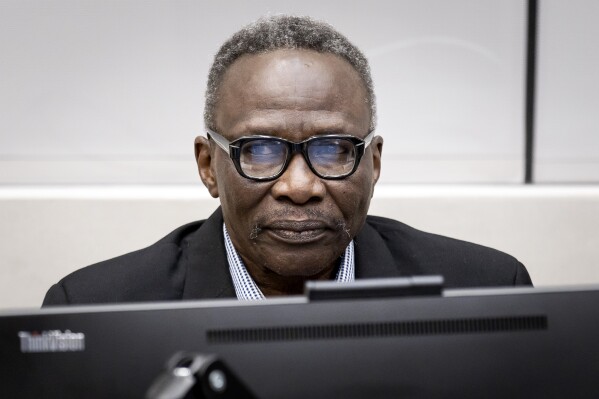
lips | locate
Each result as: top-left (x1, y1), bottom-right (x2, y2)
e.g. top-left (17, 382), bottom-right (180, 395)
top-left (263, 220), bottom-right (331, 243)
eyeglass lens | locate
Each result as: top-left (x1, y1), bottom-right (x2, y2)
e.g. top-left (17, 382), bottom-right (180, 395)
top-left (239, 137), bottom-right (357, 178)
top-left (240, 139), bottom-right (287, 177)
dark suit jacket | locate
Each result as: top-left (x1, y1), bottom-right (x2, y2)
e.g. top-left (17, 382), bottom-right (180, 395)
top-left (43, 208), bottom-right (532, 306)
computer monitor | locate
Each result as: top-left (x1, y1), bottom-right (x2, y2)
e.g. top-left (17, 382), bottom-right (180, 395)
top-left (1, 280), bottom-right (599, 398)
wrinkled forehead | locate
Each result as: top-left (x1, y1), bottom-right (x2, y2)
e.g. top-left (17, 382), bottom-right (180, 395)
top-left (214, 49), bottom-right (370, 139)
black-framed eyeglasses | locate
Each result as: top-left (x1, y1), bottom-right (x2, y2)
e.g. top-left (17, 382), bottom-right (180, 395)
top-left (207, 128), bottom-right (375, 181)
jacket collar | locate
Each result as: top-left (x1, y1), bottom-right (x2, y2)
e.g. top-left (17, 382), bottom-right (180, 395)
top-left (181, 207), bottom-right (237, 300)
top-left (354, 218), bottom-right (404, 279)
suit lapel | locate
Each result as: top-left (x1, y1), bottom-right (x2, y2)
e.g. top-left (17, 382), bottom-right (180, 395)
top-left (354, 218), bottom-right (404, 279)
top-left (181, 207), bottom-right (237, 300)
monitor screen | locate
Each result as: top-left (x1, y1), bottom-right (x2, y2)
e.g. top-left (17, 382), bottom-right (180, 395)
top-left (1, 282), bottom-right (598, 398)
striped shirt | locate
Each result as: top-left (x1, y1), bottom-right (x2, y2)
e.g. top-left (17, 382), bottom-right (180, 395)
top-left (223, 224), bottom-right (355, 300)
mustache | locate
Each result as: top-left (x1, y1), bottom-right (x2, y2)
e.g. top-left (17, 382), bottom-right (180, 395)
top-left (249, 208), bottom-right (347, 239)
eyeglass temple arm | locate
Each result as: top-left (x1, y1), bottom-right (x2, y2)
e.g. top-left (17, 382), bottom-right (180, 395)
top-left (363, 130), bottom-right (376, 148)
top-left (206, 129), bottom-right (231, 155)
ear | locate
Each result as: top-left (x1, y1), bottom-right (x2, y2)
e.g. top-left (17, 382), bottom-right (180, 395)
top-left (194, 136), bottom-right (219, 198)
top-left (370, 135), bottom-right (383, 185)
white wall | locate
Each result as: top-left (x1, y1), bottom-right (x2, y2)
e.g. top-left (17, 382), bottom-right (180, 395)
top-left (0, 0), bottom-right (526, 184)
top-left (535, 0), bottom-right (599, 182)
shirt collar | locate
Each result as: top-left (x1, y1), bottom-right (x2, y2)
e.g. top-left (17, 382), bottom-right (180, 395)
top-left (223, 223), bottom-right (354, 300)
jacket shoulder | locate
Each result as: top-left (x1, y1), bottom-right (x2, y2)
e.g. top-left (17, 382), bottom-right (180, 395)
top-left (42, 221), bottom-right (204, 306)
top-left (364, 215), bottom-right (532, 288)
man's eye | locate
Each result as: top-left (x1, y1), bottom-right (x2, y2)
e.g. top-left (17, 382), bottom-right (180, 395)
top-left (310, 140), bottom-right (351, 157)
top-left (245, 141), bottom-right (283, 156)
top-left (248, 144), bottom-right (275, 155)
top-left (312, 145), bottom-right (344, 156)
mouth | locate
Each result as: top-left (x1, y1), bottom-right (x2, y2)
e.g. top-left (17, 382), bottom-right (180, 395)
top-left (262, 220), bottom-right (331, 244)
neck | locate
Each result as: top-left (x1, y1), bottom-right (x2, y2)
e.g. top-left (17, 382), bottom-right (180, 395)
top-left (248, 262), bottom-right (337, 297)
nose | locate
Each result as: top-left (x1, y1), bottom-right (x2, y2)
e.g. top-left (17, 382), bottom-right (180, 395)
top-left (271, 153), bottom-right (326, 204)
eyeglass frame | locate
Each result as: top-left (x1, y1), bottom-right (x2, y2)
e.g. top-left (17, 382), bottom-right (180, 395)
top-left (206, 128), bottom-right (376, 181)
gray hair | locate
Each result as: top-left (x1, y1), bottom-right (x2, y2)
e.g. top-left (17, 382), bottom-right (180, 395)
top-left (204, 15), bottom-right (376, 131)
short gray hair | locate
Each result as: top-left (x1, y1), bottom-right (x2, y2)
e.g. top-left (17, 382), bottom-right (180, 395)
top-left (204, 15), bottom-right (376, 131)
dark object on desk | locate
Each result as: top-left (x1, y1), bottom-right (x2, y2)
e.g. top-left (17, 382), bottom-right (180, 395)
top-left (146, 352), bottom-right (257, 399)
top-left (305, 275), bottom-right (444, 301)
top-left (1, 278), bottom-right (598, 398)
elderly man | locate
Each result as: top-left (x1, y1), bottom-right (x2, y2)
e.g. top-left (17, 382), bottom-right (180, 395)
top-left (43, 16), bottom-right (531, 305)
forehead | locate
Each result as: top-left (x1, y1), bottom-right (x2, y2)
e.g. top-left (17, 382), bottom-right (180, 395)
top-left (214, 49), bottom-right (370, 138)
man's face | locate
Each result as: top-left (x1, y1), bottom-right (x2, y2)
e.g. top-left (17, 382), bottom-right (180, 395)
top-left (196, 49), bottom-right (382, 292)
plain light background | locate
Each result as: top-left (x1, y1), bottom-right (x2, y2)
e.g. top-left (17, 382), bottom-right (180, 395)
top-left (3, 1), bottom-right (599, 183)
top-left (1, 0), bottom-right (528, 183)
top-left (1, 0), bottom-right (598, 308)
top-left (535, 0), bottom-right (599, 182)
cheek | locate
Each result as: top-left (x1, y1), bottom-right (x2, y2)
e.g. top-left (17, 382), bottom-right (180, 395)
top-left (214, 159), bottom-right (245, 213)
top-left (336, 158), bottom-right (376, 227)
top-left (329, 177), bottom-right (373, 228)
top-left (216, 163), bottom-right (271, 224)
